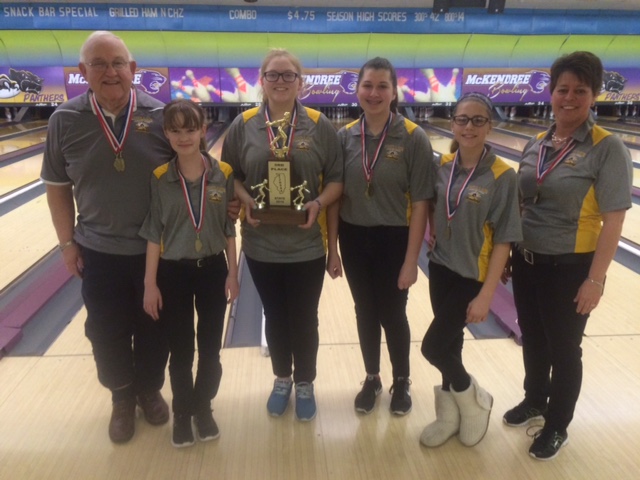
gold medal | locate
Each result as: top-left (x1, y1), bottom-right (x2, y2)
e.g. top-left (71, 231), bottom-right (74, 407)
top-left (114, 153), bottom-right (125, 172)
top-left (195, 235), bottom-right (203, 252)
top-left (446, 223), bottom-right (452, 239)
top-left (533, 188), bottom-right (540, 204)
top-left (365, 182), bottom-right (373, 198)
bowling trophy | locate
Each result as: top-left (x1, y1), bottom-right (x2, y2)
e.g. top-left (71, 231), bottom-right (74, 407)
top-left (251, 112), bottom-right (307, 225)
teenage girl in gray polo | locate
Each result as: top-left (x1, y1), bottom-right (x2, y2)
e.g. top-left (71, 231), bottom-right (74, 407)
top-left (420, 92), bottom-right (521, 448)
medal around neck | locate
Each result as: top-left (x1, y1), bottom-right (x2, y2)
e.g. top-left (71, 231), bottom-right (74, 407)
top-left (251, 111), bottom-right (307, 225)
top-left (114, 152), bottom-right (125, 172)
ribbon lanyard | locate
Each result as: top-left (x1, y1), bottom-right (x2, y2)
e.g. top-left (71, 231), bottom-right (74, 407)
top-left (361, 113), bottom-right (393, 198)
top-left (178, 155), bottom-right (208, 252)
top-left (445, 148), bottom-right (487, 237)
top-left (533, 138), bottom-right (576, 203)
top-left (90, 88), bottom-right (136, 172)
top-left (536, 138), bottom-right (576, 185)
top-left (265, 106), bottom-right (297, 151)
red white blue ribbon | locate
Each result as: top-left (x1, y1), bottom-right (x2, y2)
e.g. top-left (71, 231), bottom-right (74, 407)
top-left (90, 88), bottom-right (136, 160)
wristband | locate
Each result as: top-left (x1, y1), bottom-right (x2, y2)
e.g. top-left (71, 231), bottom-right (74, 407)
top-left (314, 198), bottom-right (322, 209)
top-left (59, 240), bottom-right (75, 251)
top-left (586, 277), bottom-right (605, 291)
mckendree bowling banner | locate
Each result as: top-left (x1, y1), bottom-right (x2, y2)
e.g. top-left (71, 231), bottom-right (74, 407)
top-left (461, 68), bottom-right (552, 104)
top-left (64, 66), bottom-right (171, 103)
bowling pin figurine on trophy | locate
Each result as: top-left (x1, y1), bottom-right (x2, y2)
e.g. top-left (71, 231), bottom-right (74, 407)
top-left (251, 112), bottom-right (307, 225)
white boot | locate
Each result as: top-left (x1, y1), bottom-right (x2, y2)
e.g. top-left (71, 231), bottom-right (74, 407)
top-left (451, 375), bottom-right (493, 447)
top-left (420, 386), bottom-right (460, 447)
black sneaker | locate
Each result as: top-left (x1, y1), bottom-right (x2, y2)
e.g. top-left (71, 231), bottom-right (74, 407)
top-left (354, 375), bottom-right (383, 414)
top-left (172, 414), bottom-right (195, 448)
top-left (529, 428), bottom-right (569, 460)
top-left (389, 377), bottom-right (412, 415)
top-left (503, 400), bottom-right (547, 427)
top-left (195, 409), bottom-right (220, 442)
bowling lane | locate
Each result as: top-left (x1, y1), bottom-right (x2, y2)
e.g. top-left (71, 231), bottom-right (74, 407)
top-left (0, 192), bottom-right (57, 290)
top-left (0, 129), bottom-right (46, 157)
top-left (208, 127), bottom-right (228, 160)
top-left (0, 119), bottom-right (48, 139)
top-left (0, 152), bottom-right (43, 197)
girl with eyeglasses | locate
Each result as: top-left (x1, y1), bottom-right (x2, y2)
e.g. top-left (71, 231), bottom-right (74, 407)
top-left (419, 92), bottom-right (522, 448)
top-left (221, 48), bottom-right (343, 422)
top-left (326, 57), bottom-right (436, 416)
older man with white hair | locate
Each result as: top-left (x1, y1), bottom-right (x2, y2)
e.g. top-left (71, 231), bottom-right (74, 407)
top-left (41, 31), bottom-right (173, 443)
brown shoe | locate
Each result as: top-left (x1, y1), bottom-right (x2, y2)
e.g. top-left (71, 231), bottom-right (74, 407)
top-left (136, 391), bottom-right (169, 425)
top-left (109, 398), bottom-right (136, 443)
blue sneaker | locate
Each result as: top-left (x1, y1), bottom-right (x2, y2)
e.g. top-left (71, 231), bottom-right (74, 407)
top-left (295, 382), bottom-right (317, 421)
top-left (267, 378), bottom-right (292, 416)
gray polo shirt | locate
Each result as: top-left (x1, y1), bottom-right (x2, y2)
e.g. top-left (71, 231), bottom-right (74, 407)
top-left (430, 148), bottom-right (522, 282)
top-left (41, 89), bottom-right (173, 255)
top-left (518, 115), bottom-right (632, 255)
top-left (338, 114), bottom-right (436, 227)
top-left (139, 153), bottom-right (235, 260)
top-left (221, 100), bottom-right (343, 263)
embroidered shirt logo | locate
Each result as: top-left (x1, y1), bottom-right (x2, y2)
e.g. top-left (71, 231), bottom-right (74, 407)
top-left (295, 137), bottom-right (312, 151)
top-left (385, 145), bottom-right (403, 161)
top-left (207, 186), bottom-right (225, 203)
top-left (466, 186), bottom-right (488, 203)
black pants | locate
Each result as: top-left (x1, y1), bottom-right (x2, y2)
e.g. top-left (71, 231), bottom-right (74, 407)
top-left (245, 255), bottom-right (326, 384)
top-left (339, 220), bottom-right (411, 380)
top-left (511, 249), bottom-right (591, 432)
top-left (82, 247), bottom-right (168, 394)
top-left (158, 254), bottom-right (228, 416)
top-left (421, 261), bottom-right (482, 391)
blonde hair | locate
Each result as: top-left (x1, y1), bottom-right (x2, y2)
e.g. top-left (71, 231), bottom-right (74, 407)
top-left (259, 48), bottom-right (303, 104)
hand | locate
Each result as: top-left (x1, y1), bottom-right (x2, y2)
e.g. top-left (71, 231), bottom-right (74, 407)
top-left (466, 294), bottom-right (491, 324)
top-left (501, 256), bottom-right (512, 284)
top-left (299, 200), bottom-right (321, 229)
top-left (143, 285), bottom-right (163, 321)
top-left (62, 244), bottom-right (84, 278)
top-left (244, 200), bottom-right (261, 228)
top-left (326, 251), bottom-right (343, 279)
top-left (427, 233), bottom-right (436, 251)
top-left (397, 262), bottom-right (418, 290)
top-left (574, 278), bottom-right (603, 315)
top-left (227, 196), bottom-right (241, 221)
top-left (226, 276), bottom-right (239, 304)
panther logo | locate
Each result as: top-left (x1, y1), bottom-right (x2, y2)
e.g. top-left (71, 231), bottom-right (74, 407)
top-left (527, 70), bottom-right (551, 94)
top-left (602, 70), bottom-right (626, 94)
top-left (136, 69), bottom-right (167, 95)
top-left (337, 70), bottom-right (359, 95)
top-left (1, 68), bottom-right (44, 98)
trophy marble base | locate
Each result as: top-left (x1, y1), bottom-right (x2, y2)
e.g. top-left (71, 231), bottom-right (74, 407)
top-left (252, 206), bottom-right (307, 225)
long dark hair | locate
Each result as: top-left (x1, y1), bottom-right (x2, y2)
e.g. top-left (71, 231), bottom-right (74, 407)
top-left (357, 57), bottom-right (399, 113)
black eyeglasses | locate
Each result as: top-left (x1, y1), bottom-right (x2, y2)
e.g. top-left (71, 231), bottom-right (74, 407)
top-left (263, 71), bottom-right (299, 83)
top-left (452, 115), bottom-right (491, 127)
top-left (86, 60), bottom-right (130, 72)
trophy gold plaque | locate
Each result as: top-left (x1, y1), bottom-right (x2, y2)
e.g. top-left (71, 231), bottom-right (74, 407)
top-left (251, 112), bottom-right (307, 225)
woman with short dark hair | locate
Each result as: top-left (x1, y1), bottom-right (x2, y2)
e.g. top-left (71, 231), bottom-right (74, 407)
top-left (503, 51), bottom-right (633, 460)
